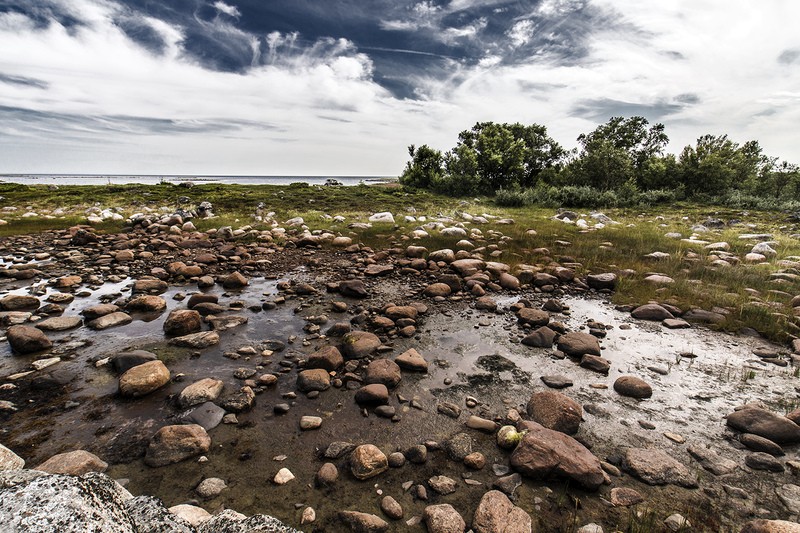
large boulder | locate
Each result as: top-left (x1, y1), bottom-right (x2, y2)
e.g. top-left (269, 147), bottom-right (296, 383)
top-left (395, 348), bottom-right (428, 372)
top-left (178, 378), bottom-right (224, 408)
top-left (350, 444), bottom-right (388, 480)
top-left (0, 295), bottom-right (40, 311)
top-left (631, 303), bottom-right (674, 321)
top-left (163, 310), bottom-right (202, 336)
top-left (36, 450), bottom-right (108, 476)
top-left (365, 359), bottom-right (402, 388)
top-left (341, 331), bottom-right (381, 359)
top-left (144, 424), bottom-right (211, 467)
top-left (510, 421), bottom-right (605, 490)
top-left (6, 325), bottom-right (52, 354)
top-left (526, 391), bottom-right (582, 435)
top-left (613, 376), bottom-right (653, 399)
top-left (118, 360), bottom-right (170, 398)
top-left (473, 490), bottom-right (532, 533)
top-left (727, 407), bottom-right (800, 444)
top-left (306, 346), bottom-right (344, 371)
top-left (623, 448), bottom-right (697, 488)
top-left (517, 308), bottom-right (550, 327)
top-left (423, 504), bottom-right (465, 533)
top-left (557, 332), bottom-right (601, 357)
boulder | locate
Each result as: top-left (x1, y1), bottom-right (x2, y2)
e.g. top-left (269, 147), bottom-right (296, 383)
top-left (395, 348), bottom-right (428, 372)
top-left (613, 376), bottom-right (653, 399)
top-left (623, 448), bottom-right (697, 488)
top-left (7, 325), bottom-right (52, 354)
top-left (87, 312), bottom-right (133, 330)
top-left (740, 520), bottom-right (800, 533)
top-left (631, 303), bottom-right (674, 321)
top-left (355, 384), bottom-right (389, 405)
top-left (423, 504), bottom-right (466, 533)
top-left (110, 350), bottom-right (158, 374)
top-left (307, 346), bottom-right (344, 371)
top-left (119, 360), bottom-right (170, 398)
top-left (521, 326), bottom-right (557, 348)
top-left (178, 378), bottom-right (224, 408)
top-left (727, 407), bottom-right (800, 444)
top-left (168, 331), bottom-right (220, 349)
top-left (586, 273), bottom-right (618, 291)
top-left (132, 279), bottom-right (168, 295)
top-left (296, 369), bottom-right (331, 392)
top-left (527, 391), bottom-right (582, 435)
top-left (473, 490), bottom-right (532, 533)
top-left (0, 295), bottom-right (40, 311)
top-left (34, 316), bottom-right (82, 332)
top-left (144, 424), bottom-right (211, 467)
top-left (163, 310), bottom-right (202, 336)
top-left (339, 280), bottom-right (369, 299)
top-left (0, 443), bottom-right (25, 471)
top-left (510, 421), bottom-right (605, 490)
top-left (81, 303), bottom-right (119, 320)
top-left (350, 444), bottom-right (388, 480)
top-left (341, 331), bottom-right (381, 359)
top-left (221, 272), bottom-right (248, 289)
top-left (424, 283), bottom-right (452, 297)
top-left (36, 450), bottom-right (108, 476)
top-left (365, 359), bottom-right (402, 388)
top-left (557, 332), bottom-right (601, 357)
top-left (338, 510), bottom-right (389, 532)
top-left (125, 295), bottom-right (167, 313)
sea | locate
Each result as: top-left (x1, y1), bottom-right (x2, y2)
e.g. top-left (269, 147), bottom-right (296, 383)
top-left (0, 174), bottom-right (397, 186)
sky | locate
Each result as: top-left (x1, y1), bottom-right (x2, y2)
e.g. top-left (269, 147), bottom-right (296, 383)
top-left (0, 0), bottom-right (798, 176)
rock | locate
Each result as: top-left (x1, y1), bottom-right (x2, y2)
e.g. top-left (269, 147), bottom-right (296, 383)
top-left (557, 332), bottom-right (601, 357)
top-left (511, 421), bottom-right (605, 490)
top-left (464, 451), bottom-right (486, 470)
top-left (195, 477), bottom-right (226, 499)
top-left (381, 496), bottom-right (403, 520)
top-left (81, 303), bottom-right (119, 320)
top-left (527, 391), bottom-right (582, 435)
top-left (350, 444), bottom-right (388, 480)
top-left (300, 416), bottom-right (323, 430)
top-left (297, 369), bottom-right (331, 392)
top-left (437, 402), bottom-right (462, 418)
top-left (307, 346), bottom-right (344, 371)
top-left (540, 375), bottom-right (573, 389)
top-left (274, 467), bottom-right (295, 485)
top-left (341, 331), bottom-right (381, 359)
top-left (119, 360), bottom-right (170, 398)
top-left (0, 444), bottom-right (25, 471)
top-left (687, 445), bottom-right (738, 475)
top-left (338, 511), bottom-right (389, 532)
top-left (740, 433), bottom-right (785, 456)
top-left (492, 473), bottom-right (522, 497)
top-left (745, 452), bottom-right (785, 472)
top-left (34, 316), bottom-right (82, 331)
top-left (6, 325), bottom-right (52, 354)
top-left (339, 280), bottom-right (369, 298)
top-left (522, 326), bottom-right (557, 348)
top-left (178, 378), bottom-right (224, 408)
top-left (517, 308), bottom-right (550, 327)
top-left (579, 355), bottom-right (611, 374)
top-left (586, 273), bottom-right (618, 291)
top-left (395, 348), bottom-right (428, 372)
top-left (37, 450), bottom-right (108, 476)
top-left (126, 295), bottom-right (167, 313)
top-left (740, 520), bottom-right (800, 533)
top-left (87, 312), bottom-right (133, 330)
top-left (424, 283), bottom-right (452, 297)
top-left (499, 273), bottom-right (520, 290)
top-left (623, 448), bottom-right (697, 487)
top-left (662, 318), bottom-right (690, 329)
top-left (475, 296), bottom-right (497, 311)
top-left (0, 294), bottom-right (40, 311)
top-left (144, 424), bottom-right (211, 467)
top-left (776, 484), bottom-right (800, 514)
top-left (664, 514), bottom-right (691, 532)
top-left (631, 303), bottom-right (674, 321)
top-left (132, 279), bottom-right (168, 295)
top-left (163, 309), bottom-right (202, 336)
top-left (168, 331), bottom-right (220, 349)
top-left (222, 272), bottom-right (248, 289)
top-left (428, 475), bottom-right (457, 495)
top-left (365, 359), bottom-right (402, 388)
top-left (196, 511), bottom-right (297, 532)
top-left (466, 416), bottom-right (498, 433)
top-left (183, 402), bottom-right (225, 431)
top-left (752, 242), bottom-right (778, 257)
top-left (683, 308), bottom-right (725, 324)
top-left (423, 504), bottom-right (465, 533)
top-left (355, 384), bottom-right (389, 405)
top-left (219, 386), bottom-right (255, 413)
top-left (727, 407), bottom-right (800, 444)
top-left (316, 463), bottom-right (339, 487)
top-left (613, 376), bottom-right (653, 399)
top-left (610, 487), bottom-right (644, 507)
top-left (169, 504), bottom-right (212, 527)
top-left (473, 490), bottom-right (532, 533)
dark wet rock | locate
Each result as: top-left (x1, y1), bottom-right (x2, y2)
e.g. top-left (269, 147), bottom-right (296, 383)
top-left (354, 384), bottom-right (389, 405)
top-left (34, 316), bottom-right (82, 331)
top-left (404, 444), bottom-right (428, 464)
top-left (586, 273), bottom-right (618, 291)
top-left (579, 355), bottom-right (611, 374)
top-left (727, 407), bottom-right (800, 444)
top-left (81, 303), bottom-right (119, 320)
top-left (0, 294), bottom-right (40, 311)
top-left (192, 302), bottom-right (227, 316)
top-left (316, 462), bottom-right (339, 487)
top-left (428, 475), bottom-right (457, 495)
top-left (339, 280), bottom-right (369, 299)
top-left (7, 325), bottom-right (52, 354)
top-left (163, 309), bottom-right (202, 336)
top-left (739, 433), bottom-right (785, 456)
top-left (387, 452), bottom-right (405, 467)
top-left (350, 444), bottom-right (388, 480)
top-left (219, 386), bottom-right (256, 413)
top-left (745, 452), bottom-right (784, 472)
top-left (522, 326), bottom-right (557, 348)
top-left (341, 331), bottom-right (381, 359)
top-left (613, 376), bottom-right (653, 399)
top-left (36, 450), bottom-right (108, 476)
top-left (111, 350), bottom-right (158, 374)
top-left (558, 332), bottom-right (601, 357)
top-left (168, 331), bottom-right (220, 349)
top-left (103, 419), bottom-right (157, 465)
top-left (511, 421), bottom-right (605, 490)
top-left (126, 295), bottom-right (167, 313)
top-left (326, 322), bottom-right (352, 337)
top-left (132, 279), bottom-right (168, 295)
top-left (683, 308), bottom-right (726, 324)
top-left (324, 442), bottom-right (356, 459)
top-left (492, 473), bottom-right (522, 498)
top-left (183, 401), bottom-right (225, 431)
top-left (540, 375), bottom-right (573, 389)
top-left (444, 432), bottom-right (473, 461)
top-left (527, 391), bottom-right (582, 435)
top-left (88, 311), bottom-right (133, 331)
top-left (437, 402), bottom-right (462, 419)
top-left (338, 510), bottom-right (388, 533)
top-left (687, 445), bottom-right (738, 475)
top-left (365, 359), bottom-right (402, 388)
top-left (307, 346), bottom-right (344, 371)
top-left (423, 504), bottom-right (466, 533)
top-left (623, 448), bottom-right (697, 488)
top-left (119, 360), bottom-right (170, 398)
top-left (516, 308), bottom-right (550, 327)
top-left (297, 369), bottom-right (331, 392)
top-left (631, 303), bottom-right (674, 321)
top-left (424, 283), bottom-right (452, 297)
top-left (380, 495), bottom-right (403, 520)
top-left (179, 378), bottom-right (224, 408)
top-left (473, 490), bottom-right (532, 533)
top-left (610, 487), bottom-right (644, 507)
top-left (222, 271), bottom-right (248, 289)
top-left (187, 293), bottom-right (218, 309)
top-left (395, 348), bottom-right (428, 372)
top-left (663, 318), bottom-right (691, 329)
top-left (144, 424), bottom-right (211, 467)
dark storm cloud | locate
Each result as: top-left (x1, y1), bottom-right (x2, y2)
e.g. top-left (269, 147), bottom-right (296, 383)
top-left (0, 73), bottom-right (48, 89)
top-left (571, 97), bottom-right (689, 122)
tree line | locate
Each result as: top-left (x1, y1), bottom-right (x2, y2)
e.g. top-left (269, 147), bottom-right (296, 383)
top-left (399, 117), bottom-right (800, 208)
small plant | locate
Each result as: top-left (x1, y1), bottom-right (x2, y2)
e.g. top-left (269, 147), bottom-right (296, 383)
top-left (741, 368), bottom-right (756, 382)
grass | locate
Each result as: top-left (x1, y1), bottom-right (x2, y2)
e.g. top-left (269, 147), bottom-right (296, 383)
top-left (1, 181), bottom-right (799, 342)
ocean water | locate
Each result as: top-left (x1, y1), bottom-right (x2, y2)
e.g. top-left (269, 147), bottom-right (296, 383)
top-left (0, 174), bottom-right (396, 186)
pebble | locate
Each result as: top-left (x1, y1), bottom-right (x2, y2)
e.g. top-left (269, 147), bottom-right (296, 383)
top-left (274, 468), bottom-right (295, 485)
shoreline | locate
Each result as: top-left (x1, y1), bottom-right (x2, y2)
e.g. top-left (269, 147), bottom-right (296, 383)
top-left (0, 175), bottom-right (399, 187)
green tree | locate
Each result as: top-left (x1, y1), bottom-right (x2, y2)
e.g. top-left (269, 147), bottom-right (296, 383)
top-left (399, 144), bottom-right (443, 190)
top-left (677, 135), bottom-right (763, 196)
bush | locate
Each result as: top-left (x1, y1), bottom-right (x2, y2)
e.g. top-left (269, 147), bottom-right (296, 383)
top-left (493, 185), bottom-right (680, 209)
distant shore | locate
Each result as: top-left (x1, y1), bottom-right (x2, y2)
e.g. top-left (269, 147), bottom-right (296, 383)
top-left (0, 174), bottom-right (398, 187)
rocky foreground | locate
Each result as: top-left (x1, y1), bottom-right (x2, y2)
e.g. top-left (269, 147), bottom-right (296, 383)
top-left (1, 205), bottom-right (800, 531)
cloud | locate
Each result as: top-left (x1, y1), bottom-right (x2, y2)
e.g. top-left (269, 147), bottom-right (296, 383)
top-left (212, 1), bottom-right (241, 19)
top-left (507, 20), bottom-right (534, 48)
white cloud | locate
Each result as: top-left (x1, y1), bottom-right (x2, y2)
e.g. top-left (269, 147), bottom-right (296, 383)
top-left (507, 19), bottom-right (534, 48)
top-left (212, 1), bottom-right (241, 18)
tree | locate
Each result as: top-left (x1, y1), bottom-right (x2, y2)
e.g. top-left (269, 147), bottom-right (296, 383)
top-left (577, 116), bottom-right (669, 170)
top-left (399, 144), bottom-right (443, 190)
top-left (677, 135), bottom-right (763, 196)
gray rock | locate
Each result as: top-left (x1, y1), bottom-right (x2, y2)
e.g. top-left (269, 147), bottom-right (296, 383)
top-left (472, 490), bottom-right (532, 533)
top-left (745, 452), bottom-right (784, 472)
top-left (125, 495), bottom-right (194, 532)
top-left (727, 407), bottom-right (800, 444)
top-left (423, 504), bottom-right (465, 533)
top-left (182, 402), bottom-right (226, 431)
top-left (623, 448), bottom-right (697, 488)
top-left (168, 331), bottom-right (220, 349)
top-left (144, 424), bottom-right (211, 467)
top-left (338, 510), bottom-right (388, 532)
top-left (36, 450), bottom-right (107, 476)
top-left (87, 312), bottom-right (133, 331)
top-left (196, 509), bottom-right (299, 532)
top-left (428, 475), bottom-right (457, 495)
top-left (179, 378), bottom-right (224, 408)
top-left (687, 445), bottom-right (738, 475)
top-left (0, 444), bottom-right (25, 471)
